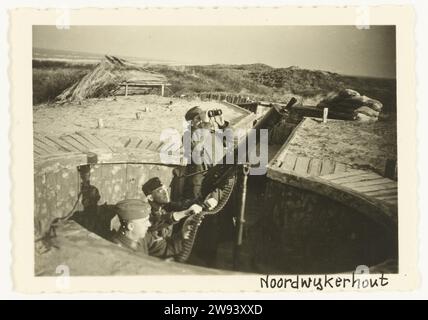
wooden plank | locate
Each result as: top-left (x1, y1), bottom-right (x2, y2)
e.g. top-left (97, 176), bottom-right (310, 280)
top-left (77, 131), bottom-right (111, 150)
top-left (69, 133), bottom-right (98, 150)
top-left (33, 132), bottom-right (46, 140)
top-left (332, 173), bottom-right (383, 184)
top-left (342, 177), bottom-right (393, 189)
top-left (293, 156), bottom-right (311, 175)
top-left (155, 141), bottom-right (165, 152)
top-left (33, 146), bottom-right (43, 156)
top-left (135, 137), bottom-right (149, 149)
top-left (320, 159), bottom-right (336, 175)
top-left (384, 199), bottom-right (398, 207)
top-left (91, 134), bottom-right (117, 152)
top-left (266, 166), bottom-right (397, 230)
top-left (127, 137), bottom-right (142, 149)
top-left (365, 189), bottom-right (398, 197)
top-left (334, 162), bottom-right (347, 174)
top-left (374, 194), bottom-right (398, 201)
top-left (120, 136), bottom-right (131, 148)
top-left (275, 161), bottom-right (284, 168)
top-left (147, 141), bottom-right (162, 152)
top-left (281, 153), bottom-right (298, 171)
top-left (33, 139), bottom-right (57, 155)
top-left (34, 144), bottom-right (54, 156)
top-left (61, 135), bottom-right (89, 152)
top-left (45, 135), bottom-right (77, 152)
top-left (307, 158), bottom-right (322, 176)
top-left (274, 149), bottom-right (289, 163)
top-left (353, 182), bottom-right (397, 193)
top-left (321, 169), bottom-right (367, 180)
top-left (161, 140), bottom-right (180, 153)
top-left (142, 140), bottom-right (154, 150)
top-left (34, 135), bottom-right (64, 153)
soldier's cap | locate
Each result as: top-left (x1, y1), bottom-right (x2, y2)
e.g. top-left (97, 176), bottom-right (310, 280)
top-left (116, 199), bottom-right (151, 221)
top-left (142, 177), bottom-right (163, 196)
top-left (185, 106), bottom-right (203, 121)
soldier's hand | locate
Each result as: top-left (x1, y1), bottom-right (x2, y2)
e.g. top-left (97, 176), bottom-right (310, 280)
top-left (188, 204), bottom-right (203, 214)
top-left (204, 198), bottom-right (218, 210)
top-left (215, 115), bottom-right (225, 126)
top-left (200, 110), bottom-right (210, 123)
top-left (173, 211), bottom-right (188, 221)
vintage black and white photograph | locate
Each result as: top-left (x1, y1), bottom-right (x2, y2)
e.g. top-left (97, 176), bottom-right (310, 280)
top-left (30, 22), bottom-right (400, 279)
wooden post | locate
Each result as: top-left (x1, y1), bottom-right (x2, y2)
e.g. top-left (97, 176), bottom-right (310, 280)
top-left (125, 83), bottom-right (128, 97)
top-left (384, 159), bottom-right (397, 180)
top-left (323, 108), bottom-right (329, 123)
top-left (161, 84), bottom-right (165, 97)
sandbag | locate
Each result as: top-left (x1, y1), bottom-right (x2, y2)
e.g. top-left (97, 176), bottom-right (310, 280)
top-left (329, 95), bottom-right (382, 112)
top-left (354, 112), bottom-right (378, 122)
top-left (353, 106), bottom-right (380, 117)
top-left (338, 88), bottom-right (360, 99)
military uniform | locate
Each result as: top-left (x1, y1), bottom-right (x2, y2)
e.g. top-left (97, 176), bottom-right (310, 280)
top-left (112, 228), bottom-right (183, 259)
top-left (182, 107), bottom-right (233, 267)
top-left (110, 199), bottom-right (184, 259)
top-left (143, 177), bottom-right (195, 241)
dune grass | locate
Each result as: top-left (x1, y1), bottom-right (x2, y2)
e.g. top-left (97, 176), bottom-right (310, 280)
top-left (32, 59), bottom-right (396, 113)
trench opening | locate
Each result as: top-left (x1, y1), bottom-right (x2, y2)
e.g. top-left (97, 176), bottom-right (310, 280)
top-left (36, 157), bottom-right (397, 275)
top-left (185, 173), bottom-right (398, 274)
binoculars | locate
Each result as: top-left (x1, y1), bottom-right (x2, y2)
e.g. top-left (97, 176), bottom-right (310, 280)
top-left (207, 109), bottom-right (223, 118)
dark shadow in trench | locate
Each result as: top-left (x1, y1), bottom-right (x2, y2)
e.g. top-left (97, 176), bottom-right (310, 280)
top-left (71, 165), bottom-right (117, 242)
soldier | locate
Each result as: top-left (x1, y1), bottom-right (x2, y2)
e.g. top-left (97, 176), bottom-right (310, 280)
top-left (111, 199), bottom-right (191, 259)
top-left (142, 177), bottom-right (217, 241)
top-left (183, 106), bottom-right (230, 199)
top-left (142, 177), bottom-right (203, 241)
top-left (182, 106), bottom-right (234, 267)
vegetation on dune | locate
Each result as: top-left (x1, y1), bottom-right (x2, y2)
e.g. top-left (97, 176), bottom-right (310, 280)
top-left (32, 59), bottom-right (396, 114)
top-left (33, 66), bottom-right (91, 105)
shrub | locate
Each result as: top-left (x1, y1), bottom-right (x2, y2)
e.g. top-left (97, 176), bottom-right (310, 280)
top-left (33, 67), bottom-right (90, 105)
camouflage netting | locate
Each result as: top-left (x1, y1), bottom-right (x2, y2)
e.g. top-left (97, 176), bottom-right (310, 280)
top-left (317, 89), bottom-right (383, 122)
top-left (55, 55), bottom-right (167, 102)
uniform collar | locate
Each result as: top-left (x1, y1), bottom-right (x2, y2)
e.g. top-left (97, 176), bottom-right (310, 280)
top-left (113, 231), bottom-right (141, 251)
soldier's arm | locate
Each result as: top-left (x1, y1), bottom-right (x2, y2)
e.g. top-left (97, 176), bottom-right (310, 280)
top-left (149, 212), bottom-right (176, 232)
top-left (147, 232), bottom-right (183, 259)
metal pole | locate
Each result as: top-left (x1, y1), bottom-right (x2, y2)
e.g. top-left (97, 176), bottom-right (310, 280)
top-left (233, 164), bottom-right (250, 270)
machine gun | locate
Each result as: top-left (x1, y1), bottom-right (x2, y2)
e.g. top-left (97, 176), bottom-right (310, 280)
top-left (175, 98), bottom-right (295, 264)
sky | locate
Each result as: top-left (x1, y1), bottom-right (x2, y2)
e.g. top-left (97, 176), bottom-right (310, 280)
top-left (33, 25), bottom-right (396, 78)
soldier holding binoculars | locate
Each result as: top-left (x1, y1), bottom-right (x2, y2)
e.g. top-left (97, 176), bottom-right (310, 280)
top-left (181, 106), bottom-right (232, 267)
top-left (185, 106), bottom-right (229, 132)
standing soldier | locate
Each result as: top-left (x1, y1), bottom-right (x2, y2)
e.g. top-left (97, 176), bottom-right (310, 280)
top-left (182, 106), bottom-right (235, 267)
